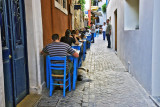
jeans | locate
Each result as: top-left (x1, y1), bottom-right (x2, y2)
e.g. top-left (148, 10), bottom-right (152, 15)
top-left (103, 31), bottom-right (106, 40)
top-left (106, 34), bottom-right (111, 48)
top-left (91, 33), bottom-right (95, 43)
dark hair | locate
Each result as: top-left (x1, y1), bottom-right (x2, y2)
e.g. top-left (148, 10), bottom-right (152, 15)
top-left (90, 22), bottom-right (93, 24)
top-left (80, 33), bottom-right (85, 39)
top-left (52, 34), bottom-right (59, 41)
top-left (104, 22), bottom-right (106, 24)
top-left (65, 29), bottom-right (71, 43)
top-left (71, 30), bottom-right (76, 35)
top-left (107, 19), bottom-right (110, 21)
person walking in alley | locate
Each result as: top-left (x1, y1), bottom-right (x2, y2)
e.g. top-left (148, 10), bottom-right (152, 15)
top-left (106, 19), bottom-right (112, 48)
top-left (102, 22), bottom-right (107, 40)
top-left (90, 22), bottom-right (95, 43)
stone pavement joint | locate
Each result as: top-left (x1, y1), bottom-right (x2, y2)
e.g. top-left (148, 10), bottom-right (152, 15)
top-left (36, 34), bottom-right (156, 107)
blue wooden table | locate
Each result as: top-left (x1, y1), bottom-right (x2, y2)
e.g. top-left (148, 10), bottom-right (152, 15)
top-left (72, 43), bottom-right (83, 67)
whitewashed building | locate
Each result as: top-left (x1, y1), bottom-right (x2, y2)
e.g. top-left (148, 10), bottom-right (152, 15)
top-left (97, 0), bottom-right (106, 25)
top-left (107, 0), bottom-right (160, 97)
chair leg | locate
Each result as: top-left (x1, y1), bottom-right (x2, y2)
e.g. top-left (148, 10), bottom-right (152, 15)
top-left (49, 76), bottom-right (53, 96)
top-left (69, 73), bottom-right (71, 92)
top-left (63, 79), bottom-right (66, 97)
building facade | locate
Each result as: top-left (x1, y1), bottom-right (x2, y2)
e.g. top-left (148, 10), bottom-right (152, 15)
top-left (0, 0), bottom-right (44, 106)
top-left (97, 0), bottom-right (106, 25)
top-left (0, 0), bottom-right (84, 106)
top-left (107, 0), bottom-right (160, 96)
top-left (41, 0), bottom-right (74, 46)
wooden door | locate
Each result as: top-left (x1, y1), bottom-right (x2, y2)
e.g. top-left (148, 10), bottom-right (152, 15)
top-left (1, 0), bottom-right (29, 106)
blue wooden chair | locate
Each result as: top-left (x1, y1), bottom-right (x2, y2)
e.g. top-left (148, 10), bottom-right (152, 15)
top-left (86, 35), bottom-right (92, 49)
top-left (72, 46), bottom-right (81, 50)
top-left (46, 55), bottom-right (49, 89)
top-left (48, 56), bottom-right (71, 97)
top-left (94, 32), bottom-right (96, 37)
top-left (96, 29), bottom-right (99, 37)
top-left (83, 41), bottom-right (86, 61)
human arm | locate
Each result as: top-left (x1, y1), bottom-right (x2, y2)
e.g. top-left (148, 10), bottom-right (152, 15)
top-left (41, 46), bottom-right (49, 55)
top-left (67, 45), bottom-right (79, 58)
top-left (109, 25), bottom-right (112, 35)
top-left (73, 35), bottom-right (79, 45)
top-left (72, 52), bottom-right (79, 58)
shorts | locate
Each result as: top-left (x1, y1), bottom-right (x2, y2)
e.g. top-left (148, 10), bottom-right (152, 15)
top-left (52, 62), bottom-right (73, 75)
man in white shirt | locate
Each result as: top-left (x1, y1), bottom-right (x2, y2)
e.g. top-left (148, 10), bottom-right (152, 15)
top-left (90, 22), bottom-right (95, 43)
top-left (102, 22), bottom-right (107, 40)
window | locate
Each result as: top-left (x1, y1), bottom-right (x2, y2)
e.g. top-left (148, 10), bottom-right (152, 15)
top-left (55, 0), bottom-right (68, 15)
top-left (13, 0), bottom-right (23, 45)
top-left (63, 0), bottom-right (66, 9)
top-left (124, 0), bottom-right (139, 30)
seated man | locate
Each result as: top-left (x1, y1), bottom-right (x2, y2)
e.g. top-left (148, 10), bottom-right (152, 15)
top-left (41, 34), bottom-right (79, 76)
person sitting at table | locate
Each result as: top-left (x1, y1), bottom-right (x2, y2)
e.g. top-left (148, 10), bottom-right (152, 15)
top-left (80, 33), bottom-right (86, 41)
top-left (61, 29), bottom-right (79, 46)
top-left (71, 30), bottom-right (80, 44)
top-left (41, 34), bottom-right (79, 88)
top-left (75, 30), bottom-right (80, 40)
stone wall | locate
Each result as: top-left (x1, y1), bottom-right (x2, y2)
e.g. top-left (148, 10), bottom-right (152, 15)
top-left (25, 0), bottom-right (44, 94)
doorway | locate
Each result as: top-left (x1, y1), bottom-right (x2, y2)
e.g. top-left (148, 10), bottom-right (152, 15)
top-left (0, 0), bottom-right (29, 106)
top-left (114, 9), bottom-right (117, 51)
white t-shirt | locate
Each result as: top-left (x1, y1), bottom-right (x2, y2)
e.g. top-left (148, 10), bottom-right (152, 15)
top-left (91, 24), bottom-right (96, 33)
top-left (102, 25), bottom-right (107, 31)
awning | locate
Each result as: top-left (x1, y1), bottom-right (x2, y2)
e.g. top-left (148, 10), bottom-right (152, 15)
top-left (91, 11), bottom-right (102, 16)
top-left (91, 6), bottom-right (99, 11)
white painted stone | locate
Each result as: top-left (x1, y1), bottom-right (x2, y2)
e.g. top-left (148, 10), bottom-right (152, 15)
top-left (0, 27), bottom-right (6, 107)
top-left (107, 0), bottom-right (154, 94)
top-left (24, 0), bottom-right (44, 94)
top-left (97, 0), bottom-right (106, 25)
top-left (152, 0), bottom-right (160, 96)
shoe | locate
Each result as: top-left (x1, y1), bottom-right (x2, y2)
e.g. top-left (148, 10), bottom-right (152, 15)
top-left (107, 46), bottom-right (111, 48)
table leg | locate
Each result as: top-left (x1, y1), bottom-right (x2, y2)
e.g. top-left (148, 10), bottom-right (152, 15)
top-left (73, 57), bottom-right (77, 90)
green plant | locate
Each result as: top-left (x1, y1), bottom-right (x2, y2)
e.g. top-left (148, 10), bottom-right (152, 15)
top-left (79, 0), bottom-right (86, 12)
top-left (91, 0), bottom-right (94, 6)
top-left (102, 3), bottom-right (106, 13)
top-left (88, 26), bottom-right (91, 29)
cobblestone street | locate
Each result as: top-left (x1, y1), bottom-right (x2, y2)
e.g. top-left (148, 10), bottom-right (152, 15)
top-left (37, 34), bottom-right (156, 107)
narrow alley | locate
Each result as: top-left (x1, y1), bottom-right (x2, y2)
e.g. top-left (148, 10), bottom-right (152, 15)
top-left (36, 35), bottom-right (156, 107)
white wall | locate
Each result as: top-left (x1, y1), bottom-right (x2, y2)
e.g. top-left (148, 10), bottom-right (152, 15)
top-left (0, 27), bottom-right (5, 107)
top-left (124, 0), bottom-right (139, 30)
top-left (107, 0), bottom-right (154, 94)
top-left (152, 0), bottom-right (160, 96)
top-left (25, 0), bottom-right (44, 94)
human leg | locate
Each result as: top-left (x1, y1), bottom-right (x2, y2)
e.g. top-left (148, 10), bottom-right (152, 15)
top-left (103, 31), bottom-right (105, 40)
top-left (91, 33), bottom-right (94, 43)
top-left (108, 34), bottom-right (111, 48)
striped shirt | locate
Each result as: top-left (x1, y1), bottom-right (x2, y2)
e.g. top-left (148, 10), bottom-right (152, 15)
top-left (43, 42), bottom-right (75, 69)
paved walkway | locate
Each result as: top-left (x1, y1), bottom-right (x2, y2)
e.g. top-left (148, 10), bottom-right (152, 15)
top-left (37, 34), bottom-right (156, 107)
